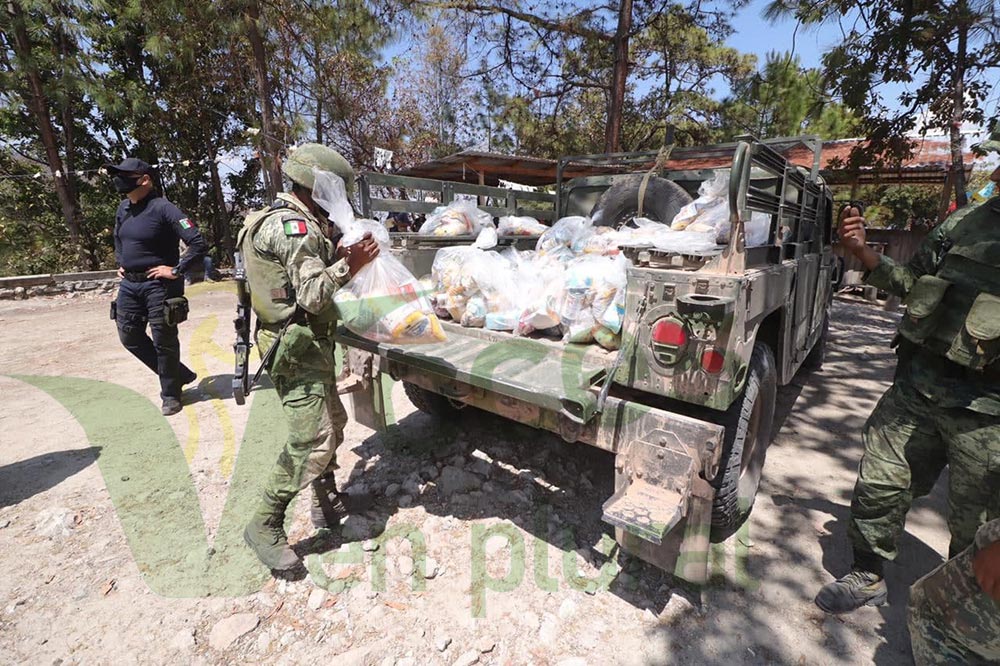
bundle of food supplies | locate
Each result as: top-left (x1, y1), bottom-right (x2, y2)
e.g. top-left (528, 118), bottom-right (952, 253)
top-left (310, 168), bottom-right (446, 345)
top-left (670, 170), bottom-right (771, 247)
top-left (429, 240), bottom-right (627, 350)
top-left (418, 199), bottom-right (495, 237)
top-left (536, 214), bottom-right (719, 258)
top-left (497, 215), bottom-right (548, 236)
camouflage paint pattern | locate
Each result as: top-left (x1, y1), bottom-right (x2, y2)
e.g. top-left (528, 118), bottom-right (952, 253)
top-left (908, 518), bottom-right (1000, 665)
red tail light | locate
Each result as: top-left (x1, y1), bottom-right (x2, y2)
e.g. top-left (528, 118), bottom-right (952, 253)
top-left (701, 349), bottom-right (725, 374)
top-left (651, 317), bottom-right (688, 366)
top-left (652, 319), bottom-right (687, 346)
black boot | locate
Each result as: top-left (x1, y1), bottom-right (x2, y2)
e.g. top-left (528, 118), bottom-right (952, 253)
top-left (311, 473), bottom-right (371, 529)
top-left (243, 497), bottom-right (300, 571)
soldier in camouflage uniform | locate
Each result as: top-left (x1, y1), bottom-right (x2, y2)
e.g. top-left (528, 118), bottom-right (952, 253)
top-left (815, 132), bottom-right (1000, 614)
top-left (238, 144), bottom-right (379, 570)
top-left (908, 517), bottom-right (1000, 664)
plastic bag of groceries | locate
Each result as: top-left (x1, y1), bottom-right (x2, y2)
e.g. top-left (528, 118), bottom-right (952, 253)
top-left (536, 216), bottom-right (594, 260)
top-left (515, 254), bottom-right (566, 336)
top-left (745, 211), bottom-right (772, 247)
top-left (559, 255), bottom-right (628, 344)
top-left (670, 170), bottom-right (731, 242)
top-left (419, 199), bottom-right (494, 237)
top-left (431, 246), bottom-right (480, 321)
top-left (310, 169), bottom-right (446, 345)
top-left (498, 215), bottom-right (548, 236)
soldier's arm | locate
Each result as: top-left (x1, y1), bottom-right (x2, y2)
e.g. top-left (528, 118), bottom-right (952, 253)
top-left (863, 206), bottom-right (970, 298)
top-left (163, 201), bottom-right (208, 274)
top-left (259, 214), bottom-right (351, 316)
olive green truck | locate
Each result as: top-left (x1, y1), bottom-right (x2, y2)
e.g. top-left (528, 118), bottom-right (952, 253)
top-left (336, 136), bottom-right (836, 586)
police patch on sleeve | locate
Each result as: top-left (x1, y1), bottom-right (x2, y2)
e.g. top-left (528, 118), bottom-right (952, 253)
top-left (178, 218), bottom-right (194, 229)
top-left (283, 219), bottom-right (308, 236)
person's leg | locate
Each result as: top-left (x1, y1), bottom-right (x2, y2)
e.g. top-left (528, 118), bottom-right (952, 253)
top-left (848, 380), bottom-right (948, 566)
top-left (146, 280), bottom-right (189, 400)
top-left (817, 379), bottom-right (947, 613)
top-left (311, 392), bottom-right (361, 528)
top-left (908, 519), bottom-right (1000, 665)
top-left (244, 378), bottom-right (338, 569)
top-left (940, 409), bottom-right (1000, 557)
top-left (116, 280), bottom-right (158, 375)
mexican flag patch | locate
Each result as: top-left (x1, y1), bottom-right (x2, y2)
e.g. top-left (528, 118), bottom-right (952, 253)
top-left (178, 218), bottom-right (194, 230)
top-left (283, 219), bottom-right (308, 236)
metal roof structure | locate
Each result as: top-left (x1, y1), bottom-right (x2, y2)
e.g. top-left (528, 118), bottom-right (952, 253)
top-left (396, 137), bottom-right (979, 188)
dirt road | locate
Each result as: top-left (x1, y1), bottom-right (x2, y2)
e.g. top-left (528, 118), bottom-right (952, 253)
top-left (0, 283), bottom-right (949, 665)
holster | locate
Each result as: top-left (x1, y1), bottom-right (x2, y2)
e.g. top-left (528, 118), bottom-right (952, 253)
top-left (110, 301), bottom-right (117, 321)
top-left (164, 296), bottom-right (190, 327)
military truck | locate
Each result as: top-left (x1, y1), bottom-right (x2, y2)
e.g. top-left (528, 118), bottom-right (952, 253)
top-left (336, 136), bottom-right (835, 586)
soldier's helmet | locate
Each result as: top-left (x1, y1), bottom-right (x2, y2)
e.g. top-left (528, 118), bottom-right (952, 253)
top-left (283, 143), bottom-right (355, 195)
top-left (972, 121), bottom-right (1000, 157)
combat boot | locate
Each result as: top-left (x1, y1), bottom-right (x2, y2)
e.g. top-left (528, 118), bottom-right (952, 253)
top-left (311, 473), bottom-right (372, 529)
top-left (243, 499), bottom-right (300, 571)
top-left (814, 569), bottom-right (887, 614)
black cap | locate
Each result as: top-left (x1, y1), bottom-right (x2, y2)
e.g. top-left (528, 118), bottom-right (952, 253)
top-left (104, 157), bottom-right (152, 174)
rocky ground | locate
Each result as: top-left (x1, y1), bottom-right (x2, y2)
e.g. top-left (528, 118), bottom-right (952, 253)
top-left (0, 282), bottom-right (950, 665)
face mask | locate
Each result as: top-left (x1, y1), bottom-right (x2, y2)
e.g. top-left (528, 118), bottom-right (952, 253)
top-left (113, 174), bottom-right (142, 194)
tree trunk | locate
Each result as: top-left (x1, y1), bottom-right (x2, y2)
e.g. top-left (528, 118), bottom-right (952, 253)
top-left (7, 0), bottom-right (85, 269)
top-left (209, 159), bottom-right (234, 262)
top-left (605, 0), bottom-right (633, 154)
top-left (244, 0), bottom-right (282, 199)
top-left (950, 15), bottom-right (968, 208)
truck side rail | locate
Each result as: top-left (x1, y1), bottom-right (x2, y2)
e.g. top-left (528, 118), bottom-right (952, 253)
top-left (358, 172), bottom-right (557, 221)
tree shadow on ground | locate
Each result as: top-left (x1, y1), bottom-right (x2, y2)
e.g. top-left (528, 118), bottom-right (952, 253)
top-left (0, 447), bottom-right (99, 508)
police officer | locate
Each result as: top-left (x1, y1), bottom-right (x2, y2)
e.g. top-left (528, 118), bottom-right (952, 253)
top-left (110, 157), bottom-right (207, 416)
top-left (237, 144), bottom-right (378, 571)
top-left (908, 517), bottom-right (1000, 664)
top-left (815, 132), bottom-right (1000, 614)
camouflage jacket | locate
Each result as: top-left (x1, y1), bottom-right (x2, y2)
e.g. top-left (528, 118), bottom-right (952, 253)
top-left (239, 192), bottom-right (351, 383)
top-left (865, 196), bottom-right (1000, 415)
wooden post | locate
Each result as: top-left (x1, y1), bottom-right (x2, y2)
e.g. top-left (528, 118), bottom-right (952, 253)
top-left (937, 170), bottom-right (955, 222)
top-left (478, 169), bottom-right (486, 207)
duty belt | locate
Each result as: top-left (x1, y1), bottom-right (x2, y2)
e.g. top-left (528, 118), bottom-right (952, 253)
top-left (122, 270), bottom-right (153, 282)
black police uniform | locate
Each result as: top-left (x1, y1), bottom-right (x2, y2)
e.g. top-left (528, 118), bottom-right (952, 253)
top-left (113, 191), bottom-right (207, 399)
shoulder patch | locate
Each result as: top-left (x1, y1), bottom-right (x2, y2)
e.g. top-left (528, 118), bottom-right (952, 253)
top-left (178, 218), bottom-right (194, 230)
top-left (283, 219), bottom-right (308, 236)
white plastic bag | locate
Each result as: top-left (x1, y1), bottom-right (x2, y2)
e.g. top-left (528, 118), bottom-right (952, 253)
top-left (670, 170), bottom-right (731, 242)
top-left (536, 216), bottom-right (593, 259)
top-left (498, 216), bottom-right (547, 236)
top-left (745, 211), bottom-right (772, 247)
top-left (316, 170), bottom-right (445, 345)
top-left (419, 200), bottom-right (494, 236)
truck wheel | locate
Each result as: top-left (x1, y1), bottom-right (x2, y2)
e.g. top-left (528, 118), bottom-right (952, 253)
top-left (403, 381), bottom-right (458, 417)
top-left (589, 175), bottom-right (693, 228)
top-left (802, 315), bottom-right (829, 370)
top-left (710, 344), bottom-right (777, 541)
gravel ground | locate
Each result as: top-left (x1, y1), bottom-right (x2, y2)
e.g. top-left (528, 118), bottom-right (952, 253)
top-left (0, 282), bottom-right (949, 665)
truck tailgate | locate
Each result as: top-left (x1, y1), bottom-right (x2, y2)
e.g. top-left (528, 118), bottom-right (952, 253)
top-left (335, 322), bottom-right (614, 424)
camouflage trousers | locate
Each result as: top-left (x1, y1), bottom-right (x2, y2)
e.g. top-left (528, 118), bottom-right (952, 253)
top-left (261, 376), bottom-right (348, 504)
top-left (256, 322), bottom-right (347, 504)
top-left (908, 518), bottom-right (1000, 665)
top-left (849, 376), bottom-right (1000, 562)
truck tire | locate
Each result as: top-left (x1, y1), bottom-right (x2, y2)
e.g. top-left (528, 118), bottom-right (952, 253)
top-left (589, 175), bottom-right (693, 228)
top-left (710, 344), bottom-right (777, 541)
top-left (403, 381), bottom-right (458, 417)
top-left (802, 315), bottom-right (829, 370)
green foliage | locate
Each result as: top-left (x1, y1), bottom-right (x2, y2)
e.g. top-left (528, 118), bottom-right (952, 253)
top-left (853, 183), bottom-right (940, 229)
top-left (721, 51), bottom-right (860, 140)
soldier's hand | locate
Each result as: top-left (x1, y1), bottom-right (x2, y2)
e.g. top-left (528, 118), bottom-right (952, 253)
top-left (973, 540), bottom-right (1000, 601)
top-left (117, 266), bottom-right (125, 279)
top-left (146, 265), bottom-right (179, 280)
top-left (345, 233), bottom-right (380, 276)
top-left (837, 206), bottom-right (867, 254)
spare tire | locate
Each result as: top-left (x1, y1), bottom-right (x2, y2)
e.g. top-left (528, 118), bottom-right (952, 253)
top-left (589, 175), bottom-right (693, 228)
